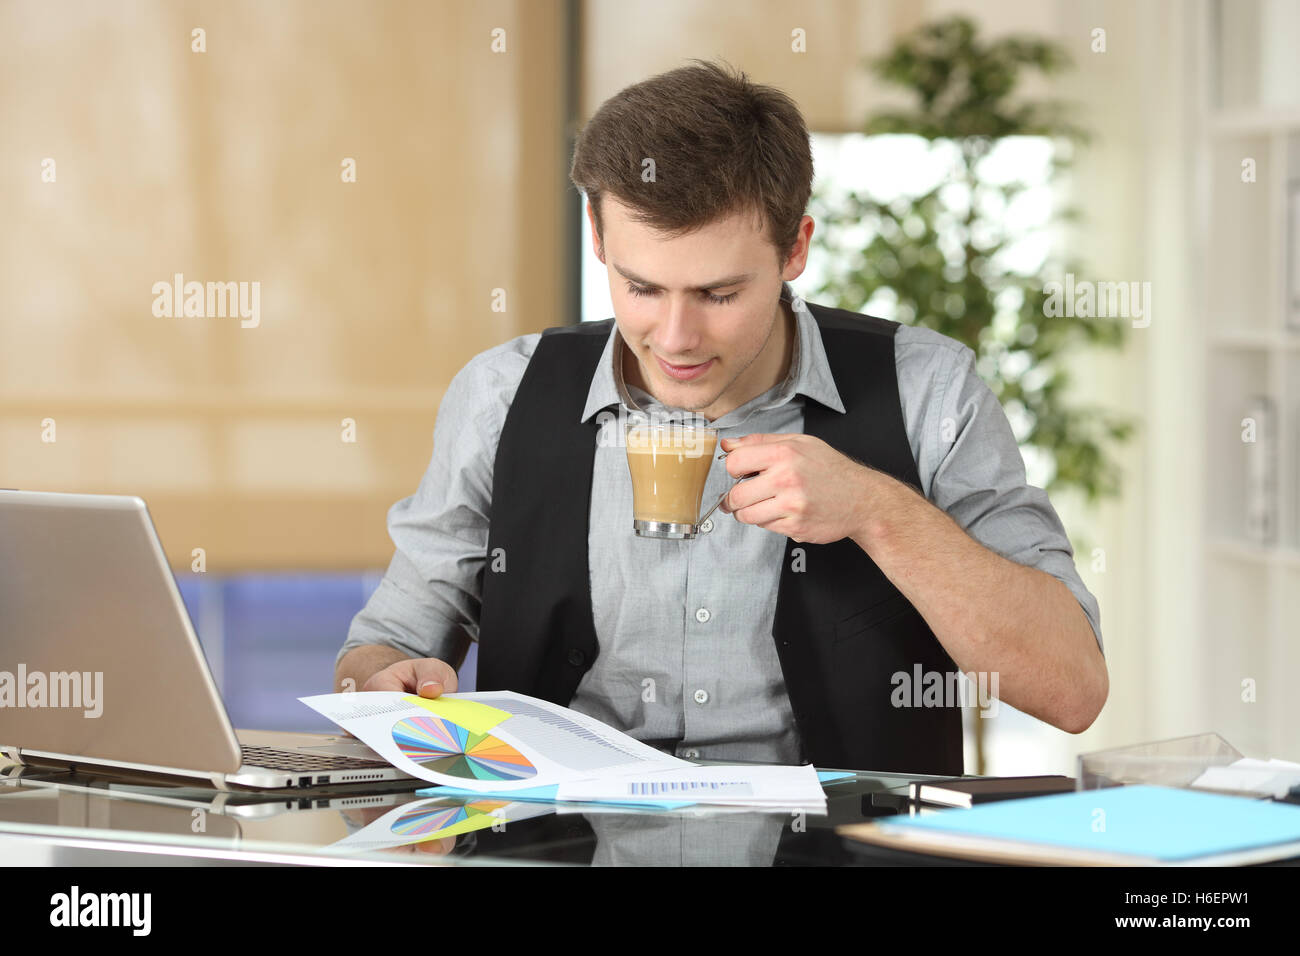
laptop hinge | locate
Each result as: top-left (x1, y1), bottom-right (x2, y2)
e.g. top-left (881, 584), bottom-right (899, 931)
top-left (1, 745), bottom-right (23, 764)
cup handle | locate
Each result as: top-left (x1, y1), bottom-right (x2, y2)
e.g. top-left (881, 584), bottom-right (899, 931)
top-left (697, 464), bottom-right (758, 525)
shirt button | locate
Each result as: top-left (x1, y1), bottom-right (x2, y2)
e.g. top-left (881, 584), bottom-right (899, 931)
top-left (699, 518), bottom-right (714, 533)
top-left (683, 749), bottom-right (700, 759)
top-left (693, 689), bottom-right (709, 705)
top-left (695, 607), bottom-right (711, 624)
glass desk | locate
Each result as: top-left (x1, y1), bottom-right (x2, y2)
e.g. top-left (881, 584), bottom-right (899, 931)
top-left (0, 757), bottom-right (965, 867)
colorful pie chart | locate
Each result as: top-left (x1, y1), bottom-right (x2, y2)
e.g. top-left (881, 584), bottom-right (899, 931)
top-left (390, 800), bottom-right (508, 838)
top-left (391, 714), bottom-right (537, 781)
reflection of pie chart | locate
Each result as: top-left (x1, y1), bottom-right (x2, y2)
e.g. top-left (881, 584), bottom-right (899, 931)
top-left (390, 800), bottom-right (507, 837)
top-left (391, 715), bottom-right (537, 781)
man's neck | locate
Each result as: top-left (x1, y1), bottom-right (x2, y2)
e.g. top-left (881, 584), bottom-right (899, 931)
top-left (770, 295), bottom-right (796, 388)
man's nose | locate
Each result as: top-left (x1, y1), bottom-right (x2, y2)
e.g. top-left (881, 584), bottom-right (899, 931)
top-left (655, 296), bottom-right (705, 357)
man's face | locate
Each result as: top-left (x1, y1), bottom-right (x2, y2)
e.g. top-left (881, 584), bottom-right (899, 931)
top-left (589, 196), bottom-right (811, 422)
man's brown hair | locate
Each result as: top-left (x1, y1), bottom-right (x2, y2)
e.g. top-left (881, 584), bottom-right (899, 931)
top-left (569, 58), bottom-right (813, 268)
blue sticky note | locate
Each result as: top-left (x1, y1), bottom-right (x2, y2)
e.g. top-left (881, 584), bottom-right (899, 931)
top-left (879, 784), bottom-right (1300, 862)
top-left (417, 783), bottom-right (559, 801)
top-left (818, 771), bottom-right (856, 784)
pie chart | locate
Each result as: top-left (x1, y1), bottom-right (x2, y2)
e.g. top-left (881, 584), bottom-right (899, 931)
top-left (391, 714), bottom-right (537, 781)
top-left (390, 800), bottom-right (508, 837)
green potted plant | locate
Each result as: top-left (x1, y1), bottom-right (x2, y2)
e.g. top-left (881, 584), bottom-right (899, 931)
top-left (808, 15), bottom-right (1133, 771)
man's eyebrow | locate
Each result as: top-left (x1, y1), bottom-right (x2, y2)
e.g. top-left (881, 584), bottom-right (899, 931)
top-left (611, 262), bottom-right (755, 292)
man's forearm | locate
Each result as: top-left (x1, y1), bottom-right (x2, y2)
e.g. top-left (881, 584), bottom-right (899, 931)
top-left (334, 644), bottom-right (413, 693)
top-left (850, 469), bottom-right (1107, 733)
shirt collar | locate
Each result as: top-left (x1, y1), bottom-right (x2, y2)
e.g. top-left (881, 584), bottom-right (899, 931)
top-left (579, 281), bottom-right (845, 423)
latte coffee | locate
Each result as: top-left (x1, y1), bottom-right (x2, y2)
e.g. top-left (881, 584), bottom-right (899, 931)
top-left (625, 423), bottom-right (717, 537)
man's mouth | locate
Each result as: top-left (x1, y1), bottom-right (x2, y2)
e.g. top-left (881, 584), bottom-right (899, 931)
top-left (656, 355), bottom-right (714, 381)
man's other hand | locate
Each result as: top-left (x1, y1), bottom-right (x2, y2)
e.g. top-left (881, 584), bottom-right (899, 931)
top-left (361, 657), bottom-right (459, 698)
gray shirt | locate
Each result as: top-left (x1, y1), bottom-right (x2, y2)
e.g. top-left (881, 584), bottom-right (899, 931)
top-left (338, 285), bottom-right (1103, 763)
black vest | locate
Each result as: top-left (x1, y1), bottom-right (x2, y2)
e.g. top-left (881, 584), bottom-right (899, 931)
top-left (477, 302), bottom-right (964, 775)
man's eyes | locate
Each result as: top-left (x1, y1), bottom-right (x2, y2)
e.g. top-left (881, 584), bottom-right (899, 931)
top-left (625, 282), bottom-right (739, 306)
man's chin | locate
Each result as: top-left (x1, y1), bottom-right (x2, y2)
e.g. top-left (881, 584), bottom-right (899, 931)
top-left (657, 383), bottom-right (723, 414)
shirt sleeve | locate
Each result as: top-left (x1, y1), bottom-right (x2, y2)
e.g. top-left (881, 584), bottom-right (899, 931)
top-left (894, 324), bottom-right (1104, 655)
top-left (335, 333), bottom-right (541, 671)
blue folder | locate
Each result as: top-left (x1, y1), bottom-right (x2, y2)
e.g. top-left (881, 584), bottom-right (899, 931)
top-left (876, 784), bottom-right (1300, 862)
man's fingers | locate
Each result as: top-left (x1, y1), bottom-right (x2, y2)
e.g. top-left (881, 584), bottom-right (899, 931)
top-left (721, 439), bottom-right (796, 478)
top-left (721, 475), bottom-right (776, 515)
top-left (413, 658), bottom-right (459, 696)
top-left (362, 657), bottom-right (458, 695)
top-left (360, 668), bottom-right (404, 692)
top-left (720, 433), bottom-right (785, 448)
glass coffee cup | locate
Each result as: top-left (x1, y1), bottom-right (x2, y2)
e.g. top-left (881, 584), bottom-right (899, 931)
top-left (624, 420), bottom-right (754, 539)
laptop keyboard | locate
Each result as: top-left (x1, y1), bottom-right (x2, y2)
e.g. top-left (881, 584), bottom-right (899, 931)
top-left (240, 745), bottom-right (392, 772)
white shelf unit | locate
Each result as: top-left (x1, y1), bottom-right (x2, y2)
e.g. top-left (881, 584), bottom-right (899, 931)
top-left (1199, 0), bottom-right (1300, 761)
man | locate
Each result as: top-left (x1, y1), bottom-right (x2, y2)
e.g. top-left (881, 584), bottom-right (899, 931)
top-left (335, 60), bottom-right (1106, 774)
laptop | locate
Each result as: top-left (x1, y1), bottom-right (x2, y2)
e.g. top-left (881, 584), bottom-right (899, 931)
top-left (1, 763), bottom-right (421, 820)
top-left (0, 489), bottom-right (418, 790)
